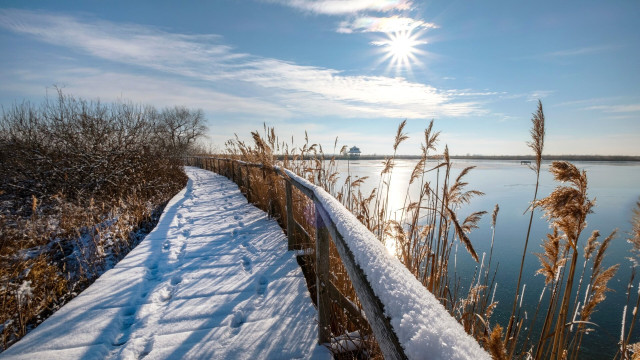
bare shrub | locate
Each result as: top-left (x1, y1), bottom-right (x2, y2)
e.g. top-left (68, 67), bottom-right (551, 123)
top-left (0, 89), bottom-right (205, 350)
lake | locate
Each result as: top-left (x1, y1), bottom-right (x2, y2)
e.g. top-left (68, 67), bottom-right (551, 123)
top-left (331, 158), bottom-right (640, 358)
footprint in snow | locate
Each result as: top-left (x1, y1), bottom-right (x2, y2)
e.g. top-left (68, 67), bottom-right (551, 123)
top-left (240, 241), bottom-right (258, 255)
top-left (170, 275), bottom-right (182, 286)
top-left (112, 307), bottom-right (136, 346)
top-left (139, 337), bottom-right (154, 359)
top-left (147, 265), bottom-right (159, 281)
top-left (153, 286), bottom-right (172, 303)
top-left (230, 309), bottom-right (245, 328)
top-left (256, 276), bottom-right (268, 296)
top-left (241, 255), bottom-right (252, 272)
top-left (177, 243), bottom-right (187, 262)
top-left (121, 336), bottom-right (153, 360)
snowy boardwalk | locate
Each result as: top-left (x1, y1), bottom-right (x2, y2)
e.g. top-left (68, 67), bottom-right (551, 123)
top-left (1, 167), bottom-right (330, 360)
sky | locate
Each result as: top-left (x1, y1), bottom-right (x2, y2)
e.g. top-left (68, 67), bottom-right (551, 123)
top-left (0, 0), bottom-right (638, 155)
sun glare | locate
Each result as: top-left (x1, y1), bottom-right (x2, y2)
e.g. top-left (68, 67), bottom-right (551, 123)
top-left (389, 33), bottom-right (414, 58)
top-left (377, 30), bottom-right (426, 75)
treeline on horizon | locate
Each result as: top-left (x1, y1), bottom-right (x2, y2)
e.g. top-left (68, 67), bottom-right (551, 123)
top-left (267, 154), bottom-right (640, 162)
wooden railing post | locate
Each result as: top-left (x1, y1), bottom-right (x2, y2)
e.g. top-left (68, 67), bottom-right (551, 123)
top-left (315, 203), bottom-right (331, 344)
top-left (238, 163), bottom-right (245, 191)
top-left (245, 165), bottom-right (251, 203)
top-left (285, 180), bottom-right (294, 250)
top-left (315, 203), bottom-right (406, 359)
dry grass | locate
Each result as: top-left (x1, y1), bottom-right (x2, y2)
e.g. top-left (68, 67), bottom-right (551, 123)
top-left (195, 100), bottom-right (632, 359)
top-left (617, 199), bottom-right (640, 359)
top-left (0, 90), bottom-right (198, 350)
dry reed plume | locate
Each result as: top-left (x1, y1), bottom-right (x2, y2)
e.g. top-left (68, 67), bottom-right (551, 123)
top-left (195, 100), bottom-right (633, 359)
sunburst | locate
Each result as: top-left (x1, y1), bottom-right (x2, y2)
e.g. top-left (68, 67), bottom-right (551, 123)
top-left (376, 29), bottom-right (426, 75)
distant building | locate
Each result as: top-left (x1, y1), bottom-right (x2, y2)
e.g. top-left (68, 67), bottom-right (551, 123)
top-left (348, 146), bottom-right (361, 159)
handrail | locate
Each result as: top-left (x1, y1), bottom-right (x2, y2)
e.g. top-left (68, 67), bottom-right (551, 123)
top-left (184, 156), bottom-right (490, 360)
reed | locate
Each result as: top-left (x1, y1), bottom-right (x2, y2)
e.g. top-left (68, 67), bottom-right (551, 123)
top-left (505, 99), bottom-right (545, 354)
top-left (617, 199), bottom-right (640, 359)
top-left (206, 101), bottom-right (629, 359)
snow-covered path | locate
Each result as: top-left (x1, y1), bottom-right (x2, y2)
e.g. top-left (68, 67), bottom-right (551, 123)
top-left (1, 167), bottom-right (331, 360)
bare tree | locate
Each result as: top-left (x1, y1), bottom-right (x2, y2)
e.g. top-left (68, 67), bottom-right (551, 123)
top-left (155, 106), bottom-right (207, 155)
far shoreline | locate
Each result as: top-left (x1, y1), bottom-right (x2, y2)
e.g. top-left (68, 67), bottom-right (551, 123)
top-left (273, 154), bottom-right (640, 162)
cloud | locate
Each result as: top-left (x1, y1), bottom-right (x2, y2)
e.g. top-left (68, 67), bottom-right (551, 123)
top-left (337, 15), bottom-right (437, 33)
top-left (0, 9), bottom-right (485, 120)
top-left (541, 45), bottom-right (613, 58)
top-left (0, 67), bottom-right (292, 118)
top-left (587, 104), bottom-right (640, 113)
top-left (264, 0), bottom-right (412, 15)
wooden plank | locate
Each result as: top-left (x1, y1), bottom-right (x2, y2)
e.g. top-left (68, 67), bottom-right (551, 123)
top-left (315, 203), bottom-right (331, 344)
top-left (231, 160), bottom-right (236, 183)
top-left (286, 180), bottom-right (295, 250)
top-left (273, 167), bottom-right (315, 200)
top-left (315, 202), bottom-right (407, 360)
top-left (245, 164), bottom-right (251, 203)
top-left (326, 280), bottom-right (368, 329)
top-left (295, 220), bottom-right (311, 244)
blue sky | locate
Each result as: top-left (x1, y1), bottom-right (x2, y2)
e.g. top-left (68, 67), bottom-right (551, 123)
top-left (0, 0), bottom-right (638, 155)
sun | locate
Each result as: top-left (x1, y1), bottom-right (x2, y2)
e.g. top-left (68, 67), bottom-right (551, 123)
top-left (376, 30), bottom-right (426, 75)
top-left (388, 33), bottom-right (416, 59)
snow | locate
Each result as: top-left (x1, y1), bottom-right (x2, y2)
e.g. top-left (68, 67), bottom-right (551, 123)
top-left (282, 168), bottom-right (490, 360)
top-left (0, 167), bottom-right (330, 360)
top-left (16, 281), bottom-right (33, 306)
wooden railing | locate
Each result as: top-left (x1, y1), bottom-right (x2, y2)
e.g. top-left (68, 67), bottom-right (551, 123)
top-left (184, 156), bottom-right (488, 360)
top-left (185, 156), bottom-right (406, 358)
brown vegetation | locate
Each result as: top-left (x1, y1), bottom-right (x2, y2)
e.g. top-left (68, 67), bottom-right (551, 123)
top-left (0, 90), bottom-right (205, 350)
top-left (198, 100), bottom-right (635, 359)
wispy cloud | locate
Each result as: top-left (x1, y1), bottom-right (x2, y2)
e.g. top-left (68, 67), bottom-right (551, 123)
top-left (337, 15), bottom-right (437, 33)
top-left (527, 90), bottom-right (554, 101)
top-left (497, 90), bottom-right (554, 101)
top-left (542, 45), bottom-right (613, 58)
top-left (0, 67), bottom-right (292, 118)
top-left (264, 0), bottom-right (412, 15)
top-left (0, 9), bottom-right (485, 119)
top-left (587, 104), bottom-right (640, 113)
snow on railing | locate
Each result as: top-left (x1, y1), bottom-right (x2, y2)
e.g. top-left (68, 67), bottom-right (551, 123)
top-left (185, 156), bottom-right (490, 360)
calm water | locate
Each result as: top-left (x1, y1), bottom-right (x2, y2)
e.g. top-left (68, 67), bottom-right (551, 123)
top-left (332, 159), bottom-right (640, 358)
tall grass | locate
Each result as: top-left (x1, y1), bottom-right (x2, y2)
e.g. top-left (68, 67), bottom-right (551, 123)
top-left (203, 101), bottom-right (632, 359)
top-left (617, 199), bottom-right (640, 359)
